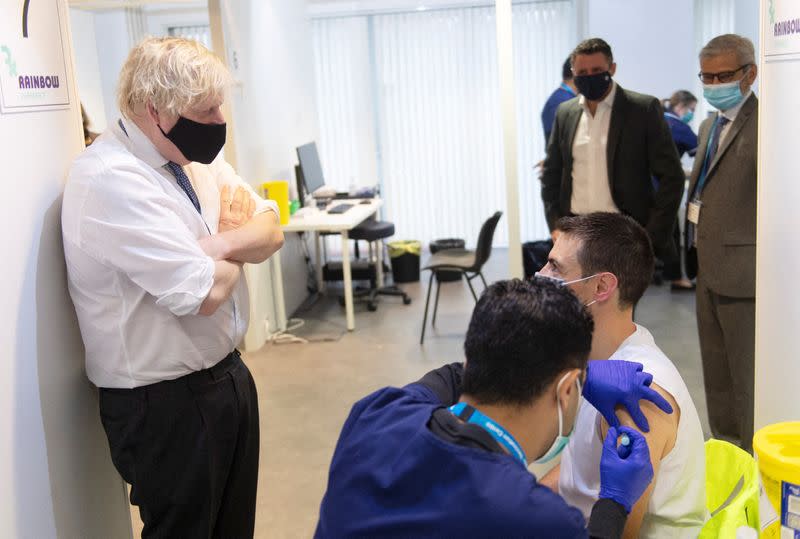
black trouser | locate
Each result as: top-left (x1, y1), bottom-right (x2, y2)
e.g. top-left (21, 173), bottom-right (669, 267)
top-left (99, 350), bottom-right (260, 538)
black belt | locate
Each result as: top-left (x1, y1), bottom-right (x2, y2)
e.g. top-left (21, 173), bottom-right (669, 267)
top-left (100, 349), bottom-right (241, 397)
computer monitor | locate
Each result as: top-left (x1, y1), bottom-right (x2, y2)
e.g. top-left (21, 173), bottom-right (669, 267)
top-left (296, 142), bottom-right (326, 198)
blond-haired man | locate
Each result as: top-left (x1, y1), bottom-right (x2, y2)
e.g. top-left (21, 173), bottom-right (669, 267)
top-left (62, 37), bottom-right (283, 537)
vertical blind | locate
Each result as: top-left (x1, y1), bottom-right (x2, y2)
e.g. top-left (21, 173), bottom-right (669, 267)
top-left (312, 2), bottom-right (575, 247)
top-left (169, 24), bottom-right (212, 50)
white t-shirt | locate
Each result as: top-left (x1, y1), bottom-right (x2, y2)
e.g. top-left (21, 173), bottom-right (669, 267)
top-left (559, 325), bottom-right (707, 538)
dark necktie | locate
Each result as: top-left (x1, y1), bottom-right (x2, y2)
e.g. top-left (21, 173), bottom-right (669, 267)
top-left (165, 161), bottom-right (201, 214)
top-left (706, 115), bottom-right (730, 168)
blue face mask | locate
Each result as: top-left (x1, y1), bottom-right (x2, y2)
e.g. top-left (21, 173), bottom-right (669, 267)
top-left (532, 373), bottom-right (582, 464)
top-left (681, 110), bottom-right (694, 124)
top-left (703, 80), bottom-right (745, 111)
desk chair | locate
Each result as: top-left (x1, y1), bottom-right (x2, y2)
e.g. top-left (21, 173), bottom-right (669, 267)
top-left (420, 211), bottom-right (502, 344)
top-left (337, 219), bottom-right (412, 311)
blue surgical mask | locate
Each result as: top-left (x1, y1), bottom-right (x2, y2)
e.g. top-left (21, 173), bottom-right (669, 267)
top-left (703, 80), bottom-right (745, 111)
top-left (533, 373), bottom-right (582, 464)
top-left (681, 110), bottom-right (694, 124)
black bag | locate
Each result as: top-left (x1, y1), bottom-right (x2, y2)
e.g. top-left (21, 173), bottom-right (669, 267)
top-left (522, 240), bottom-right (554, 279)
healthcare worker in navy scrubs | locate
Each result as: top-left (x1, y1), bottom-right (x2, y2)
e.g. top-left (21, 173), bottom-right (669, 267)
top-left (316, 279), bottom-right (673, 538)
top-left (541, 57), bottom-right (579, 143)
top-left (663, 90), bottom-right (699, 158)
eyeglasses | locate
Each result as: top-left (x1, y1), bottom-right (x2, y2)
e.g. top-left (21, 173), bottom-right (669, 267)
top-left (697, 64), bottom-right (751, 84)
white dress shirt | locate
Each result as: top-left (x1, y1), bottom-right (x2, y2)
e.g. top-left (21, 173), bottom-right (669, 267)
top-left (570, 82), bottom-right (620, 215)
top-left (62, 118), bottom-right (278, 388)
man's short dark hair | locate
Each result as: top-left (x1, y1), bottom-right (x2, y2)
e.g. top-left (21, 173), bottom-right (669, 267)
top-left (556, 212), bottom-right (654, 308)
top-left (562, 56), bottom-right (573, 81)
top-left (570, 38), bottom-right (614, 66)
top-left (463, 279), bottom-right (593, 406)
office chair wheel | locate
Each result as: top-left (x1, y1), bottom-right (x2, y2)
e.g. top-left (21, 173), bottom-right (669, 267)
top-left (403, 297), bottom-right (412, 305)
top-left (367, 302), bottom-right (378, 312)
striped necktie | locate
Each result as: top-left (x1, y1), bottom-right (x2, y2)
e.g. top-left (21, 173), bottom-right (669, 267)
top-left (165, 161), bottom-right (201, 214)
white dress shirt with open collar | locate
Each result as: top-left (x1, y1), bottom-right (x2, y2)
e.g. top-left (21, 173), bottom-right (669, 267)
top-left (570, 81), bottom-right (620, 215)
top-left (62, 118), bottom-right (277, 388)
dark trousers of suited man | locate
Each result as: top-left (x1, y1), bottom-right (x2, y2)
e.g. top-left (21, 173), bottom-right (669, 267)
top-left (686, 34), bottom-right (758, 453)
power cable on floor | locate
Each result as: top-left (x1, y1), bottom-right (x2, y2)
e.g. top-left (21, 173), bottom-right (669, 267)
top-left (267, 318), bottom-right (308, 345)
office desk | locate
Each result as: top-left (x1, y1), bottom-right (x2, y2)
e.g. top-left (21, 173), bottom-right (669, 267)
top-left (281, 199), bottom-right (384, 331)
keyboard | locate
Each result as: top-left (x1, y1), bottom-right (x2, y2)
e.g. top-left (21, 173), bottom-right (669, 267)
top-left (327, 203), bottom-right (354, 214)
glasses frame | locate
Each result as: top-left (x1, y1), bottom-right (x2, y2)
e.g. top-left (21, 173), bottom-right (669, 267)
top-left (697, 64), bottom-right (752, 84)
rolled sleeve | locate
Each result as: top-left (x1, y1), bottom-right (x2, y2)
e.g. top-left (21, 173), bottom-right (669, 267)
top-left (76, 164), bottom-right (216, 316)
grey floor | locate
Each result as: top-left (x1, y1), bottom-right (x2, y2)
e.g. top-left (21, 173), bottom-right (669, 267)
top-left (233, 247), bottom-right (711, 538)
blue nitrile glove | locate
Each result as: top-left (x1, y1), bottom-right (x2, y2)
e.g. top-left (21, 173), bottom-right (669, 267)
top-left (583, 360), bottom-right (674, 432)
top-left (599, 426), bottom-right (654, 513)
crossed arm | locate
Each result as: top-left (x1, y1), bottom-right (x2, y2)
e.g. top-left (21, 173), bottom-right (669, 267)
top-left (198, 184), bottom-right (284, 315)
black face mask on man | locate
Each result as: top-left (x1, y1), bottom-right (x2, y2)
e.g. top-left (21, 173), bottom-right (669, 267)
top-left (159, 116), bottom-right (226, 164)
top-left (574, 71), bottom-right (613, 101)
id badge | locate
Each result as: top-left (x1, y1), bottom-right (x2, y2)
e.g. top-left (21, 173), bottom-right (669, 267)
top-left (687, 200), bottom-right (702, 225)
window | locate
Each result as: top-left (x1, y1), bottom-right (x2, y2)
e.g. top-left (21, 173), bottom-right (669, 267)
top-left (312, 2), bottom-right (575, 246)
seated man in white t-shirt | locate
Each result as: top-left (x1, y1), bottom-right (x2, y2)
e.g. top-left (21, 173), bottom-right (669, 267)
top-left (539, 213), bottom-right (706, 538)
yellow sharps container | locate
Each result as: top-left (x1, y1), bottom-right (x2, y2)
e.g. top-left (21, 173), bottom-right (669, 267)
top-left (753, 422), bottom-right (800, 538)
top-left (262, 181), bottom-right (290, 226)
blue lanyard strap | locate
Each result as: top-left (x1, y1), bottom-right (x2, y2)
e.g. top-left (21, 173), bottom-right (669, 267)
top-left (449, 402), bottom-right (527, 467)
top-left (560, 82), bottom-right (576, 96)
top-left (694, 116), bottom-right (722, 198)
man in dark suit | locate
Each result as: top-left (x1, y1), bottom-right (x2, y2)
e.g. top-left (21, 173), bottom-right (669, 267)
top-left (685, 34), bottom-right (758, 452)
top-left (541, 38), bottom-right (684, 260)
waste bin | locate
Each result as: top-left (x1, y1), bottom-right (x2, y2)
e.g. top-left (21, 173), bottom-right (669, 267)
top-left (388, 241), bottom-right (421, 283)
top-left (753, 422), bottom-right (800, 538)
top-left (430, 238), bottom-right (465, 282)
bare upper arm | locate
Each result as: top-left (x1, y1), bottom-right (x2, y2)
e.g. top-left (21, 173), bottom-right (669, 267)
top-left (599, 383), bottom-right (680, 538)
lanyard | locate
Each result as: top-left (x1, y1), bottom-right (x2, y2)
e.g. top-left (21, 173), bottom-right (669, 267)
top-left (693, 116), bottom-right (722, 199)
top-left (560, 82), bottom-right (576, 96)
top-left (449, 402), bottom-right (527, 467)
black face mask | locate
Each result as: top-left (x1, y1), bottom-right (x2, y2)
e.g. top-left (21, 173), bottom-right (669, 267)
top-left (574, 71), bottom-right (612, 101)
top-left (159, 116), bottom-right (226, 164)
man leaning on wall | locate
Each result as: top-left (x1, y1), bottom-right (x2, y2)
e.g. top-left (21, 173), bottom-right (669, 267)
top-left (61, 37), bottom-right (284, 537)
top-left (685, 34), bottom-right (758, 453)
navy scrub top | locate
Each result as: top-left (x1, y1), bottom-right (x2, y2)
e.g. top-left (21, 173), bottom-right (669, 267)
top-left (315, 364), bottom-right (624, 539)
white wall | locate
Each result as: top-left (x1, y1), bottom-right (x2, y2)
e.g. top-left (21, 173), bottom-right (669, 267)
top-left (754, 4), bottom-right (800, 427)
top-left (69, 8), bottom-right (107, 131)
top-left (92, 10), bottom-right (131, 126)
top-left (219, 0), bottom-right (321, 341)
top-left (582, 0), bottom-right (697, 101)
top-left (0, 1), bottom-right (132, 537)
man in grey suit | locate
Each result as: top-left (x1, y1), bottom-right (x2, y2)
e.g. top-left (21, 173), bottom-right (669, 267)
top-left (686, 34), bottom-right (758, 453)
top-left (541, 38), bottom-right (684, 260)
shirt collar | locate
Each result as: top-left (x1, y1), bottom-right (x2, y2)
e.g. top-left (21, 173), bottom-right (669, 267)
top-left (114, 118), bottom-right (170, 170)
top-left (720, 90), bottom-right (753, 122)
top-left (578, 81), bottom-right (617, 111)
